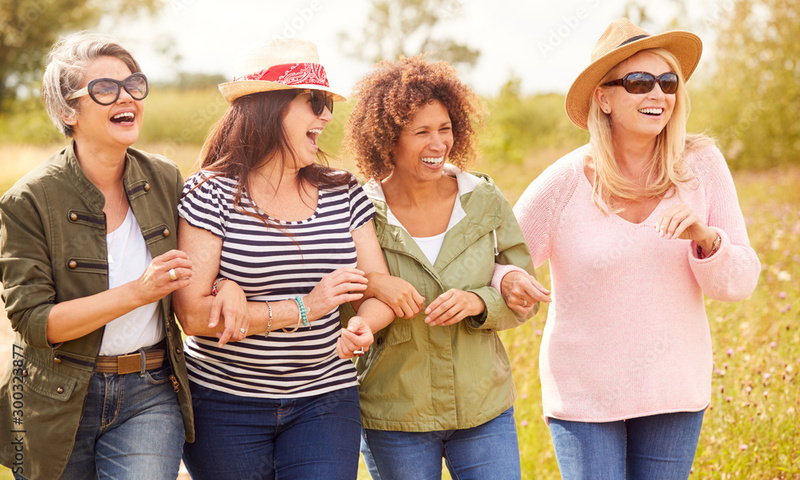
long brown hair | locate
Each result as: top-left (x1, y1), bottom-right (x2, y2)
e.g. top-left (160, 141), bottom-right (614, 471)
top-left (194, 89), bottom-right (351, 227)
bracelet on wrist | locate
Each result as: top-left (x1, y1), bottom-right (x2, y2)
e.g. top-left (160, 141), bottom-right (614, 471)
top-left (211, 277), bottom-right (227, 296)
top-left (282, 299), bottom-right (301, 334)
top-left (697, 234), bottom-right (721, 259)
top-left (293, 296), bottom-right (309, 327)
top-left (265, 301), bottom-right (273, 338)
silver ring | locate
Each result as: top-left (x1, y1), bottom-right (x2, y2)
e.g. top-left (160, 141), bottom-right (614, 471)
top-left (239, 328), bottom-right (246, 334)
top-left (522, 300), bottom-right (528, 307)
top-left (354, 348), bottom-right (364, 356)
top-left (168, 268), bottom-right (178, 281)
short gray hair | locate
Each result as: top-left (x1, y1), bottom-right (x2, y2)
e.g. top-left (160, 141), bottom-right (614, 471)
top-left (41, 32), bottom-right (141, 137)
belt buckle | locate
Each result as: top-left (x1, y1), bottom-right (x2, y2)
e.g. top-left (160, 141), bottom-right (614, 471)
top-left (117, 352), bottom-right (143, 375)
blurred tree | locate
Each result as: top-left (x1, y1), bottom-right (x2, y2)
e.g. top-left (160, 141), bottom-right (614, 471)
top-left (0, 0), bottom-right (163, 112)
top-left (697, 0), bottom-right (800, 168)
top-left (337, 0), bottom-right (480, 69)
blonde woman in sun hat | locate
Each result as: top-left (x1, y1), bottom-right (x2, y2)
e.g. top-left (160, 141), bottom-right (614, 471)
top-left (173, 38), bottom-right (395, 479)
top-left (494, 18), bottom-right (760, 479)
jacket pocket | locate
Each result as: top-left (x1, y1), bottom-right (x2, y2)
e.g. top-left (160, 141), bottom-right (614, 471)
top-left (376, 322), bottom-right (411, 348)
top-left (22, 361), bottom-right (78, 402)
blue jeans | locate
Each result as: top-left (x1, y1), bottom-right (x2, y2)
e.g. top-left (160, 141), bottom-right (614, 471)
top-left (59, 364), bottom-right (184, 480)
top-left (182, 382), bottom-right (362, 480)
top-left (361, 406), bottom-right (521, 480)
top-left (548, 410), bottom-right (705, 480)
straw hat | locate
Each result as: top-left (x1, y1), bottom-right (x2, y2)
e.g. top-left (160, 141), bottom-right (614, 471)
top-left (218, 38), bottom-right (346, 103)
top-left (565, 18), bottom-right (702, 130)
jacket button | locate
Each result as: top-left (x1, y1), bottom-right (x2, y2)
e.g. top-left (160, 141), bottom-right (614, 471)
top-left (21, 370), bottom-right (28, 377)
top-left (376, 337), bottom-right (384, 347)
top-left (54, 356), bottom-right (62, 364)
top-left (68, 260), bottom-right (77, 269)
top-left (162, 228), bottom-right (170, 237)
top-left (56, 387), bottom-right (64, 394)
top-left (176, 347), bottom-right (182, 355)
top-left (69, 212), bottom-right (78, 221)
top-left (143, 182), bottom-right (151, 192)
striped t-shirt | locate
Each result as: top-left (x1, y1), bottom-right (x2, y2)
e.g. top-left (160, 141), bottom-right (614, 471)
top-left (178, 170), bottom-right (375, 398)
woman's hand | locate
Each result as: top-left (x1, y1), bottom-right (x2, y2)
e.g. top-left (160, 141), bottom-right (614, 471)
top-left (336, 316), bottom-right (374, 359)
top-left (500, 271), bottom-right (551, 314)
top-left (655, 204), bottom-right (717, 252)
top-left (209, 279), bottom-right (249, 348)
top-left (424, 289), bottom-right (485, 326)
top-left (365, 272), bottom-right (425, 319)
top-left (134, 249), bottom-right (192, 305)
top-left (303, 267), bottom-right (368, 322)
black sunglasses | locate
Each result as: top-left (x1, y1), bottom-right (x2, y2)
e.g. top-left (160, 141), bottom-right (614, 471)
top-left (303, 89), bottom-right (333, 116)
top-left (67, 73), bottom-right (149, 105)
top-left (602, 72), bottom-right (679, 95)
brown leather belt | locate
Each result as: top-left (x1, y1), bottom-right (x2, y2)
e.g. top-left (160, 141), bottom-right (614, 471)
top-left (95, 344), bottom-right (166, 375)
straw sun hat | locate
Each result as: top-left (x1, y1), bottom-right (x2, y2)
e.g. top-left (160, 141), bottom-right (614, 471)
top-left (218, 38), bottom-right (346, 103)
top-left (565, 18), bottom-right (703, 130)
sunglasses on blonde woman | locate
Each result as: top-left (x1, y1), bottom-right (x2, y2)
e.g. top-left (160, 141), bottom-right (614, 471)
top-left (602, 72), bottom-right (679, 94)
top-left (303, 89), bottom-right (334, 116)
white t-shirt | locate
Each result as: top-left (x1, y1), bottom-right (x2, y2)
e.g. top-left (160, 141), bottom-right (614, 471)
top-left (99, 207), bottom-right (163, 356)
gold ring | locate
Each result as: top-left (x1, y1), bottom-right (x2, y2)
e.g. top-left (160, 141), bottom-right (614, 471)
top-left (168, 268), bottom-right (178, 281)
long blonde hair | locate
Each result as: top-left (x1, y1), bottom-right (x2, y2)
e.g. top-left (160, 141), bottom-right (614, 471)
top-left (586, 48), bottom-right (713, 212)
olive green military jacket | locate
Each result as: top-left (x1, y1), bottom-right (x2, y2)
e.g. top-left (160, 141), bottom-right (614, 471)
top-left (342, 167), bottom-right (537, 432)
top-left (0, 142), bottom-right (194, 479)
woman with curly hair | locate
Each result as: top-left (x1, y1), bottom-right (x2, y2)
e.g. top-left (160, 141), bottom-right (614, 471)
top-left (341, 56), bottom-right (549, 480)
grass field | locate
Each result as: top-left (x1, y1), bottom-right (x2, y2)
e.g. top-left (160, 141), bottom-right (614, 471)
top-left (0, 142), bottom-right (797, 479)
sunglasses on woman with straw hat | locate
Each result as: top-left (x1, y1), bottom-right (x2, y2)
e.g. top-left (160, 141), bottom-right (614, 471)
top-left (218, 38), bottom-right (346, 106)
top-left (602, 71), bottom-right (680, 95)
top-left (565, 18), bottom-right (702, 130)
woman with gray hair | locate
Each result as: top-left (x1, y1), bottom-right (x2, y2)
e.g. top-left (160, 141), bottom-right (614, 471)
top-left (0, 32), bottom-right (206, 479)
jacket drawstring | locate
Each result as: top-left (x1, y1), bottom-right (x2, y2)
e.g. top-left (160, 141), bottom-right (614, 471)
top-left (493, 229), bottom-right (499, 257)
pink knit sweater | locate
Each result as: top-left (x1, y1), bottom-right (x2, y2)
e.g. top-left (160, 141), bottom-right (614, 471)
top-left (505, 144), bottom-right (760, 422)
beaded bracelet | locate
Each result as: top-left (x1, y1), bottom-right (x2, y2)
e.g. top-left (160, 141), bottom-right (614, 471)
top-left (294, 296), bottom-right (309, 327)
top-left (211, 277), bottom-right (227, 296)
top-left (265, 301), bottom-right (273, 338)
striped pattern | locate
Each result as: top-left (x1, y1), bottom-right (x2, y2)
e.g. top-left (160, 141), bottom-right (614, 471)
top-left (178, 171), bottom-right (375, 398)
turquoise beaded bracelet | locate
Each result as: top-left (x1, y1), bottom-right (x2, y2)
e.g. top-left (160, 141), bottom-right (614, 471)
top-left (293, 296), bottom-right (309, 327)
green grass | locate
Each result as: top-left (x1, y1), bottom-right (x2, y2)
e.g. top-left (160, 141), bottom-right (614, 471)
top-left (0, 142), bottom-right (796, 478)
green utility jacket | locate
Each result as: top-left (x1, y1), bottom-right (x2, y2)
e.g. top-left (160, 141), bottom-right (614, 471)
top-left (0, 142), bottom-right (193, 479)
top-left (343, 168), bottom-right (537, 432)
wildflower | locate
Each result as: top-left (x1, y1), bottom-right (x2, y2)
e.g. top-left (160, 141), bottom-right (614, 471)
top-left (770, 342), bottom-right (777, 349)
top-left (535, 329), bottom-right (543, 336)
top-left (740, 444), bottom-right (748, 451)
top-left (764, 373), bottom-right (771, 380)
top-left (726, 348), bottom-right (734, 357)
top-left (777, 271), bottom-right (791, 282)
top-left (521, 420), bottom-right (529, 427)
top-left (726, 396), bottom-right (732, 402)
top-left (779, 291), bottom-right (787, 299)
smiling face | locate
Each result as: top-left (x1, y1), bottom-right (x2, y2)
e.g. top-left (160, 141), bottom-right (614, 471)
top-left (65, 56), bottom-right (144, 150)
top-left (595, 51), bottom-right (677, 143)
top-left (282, 90), bottom-right (332, 171)
top-left (392, 99), bottom-right (453, 182)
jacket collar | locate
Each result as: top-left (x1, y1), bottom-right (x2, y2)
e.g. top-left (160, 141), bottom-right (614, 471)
top-left (366, 164), bottom-right (504, 272)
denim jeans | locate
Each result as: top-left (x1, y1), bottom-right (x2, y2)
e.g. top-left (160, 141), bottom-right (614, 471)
top-left (361, 406), bottom-right (521, 480)
top-left (548, 410), bottom-right (705, 480)
top-left (182, 382), bottom-right (362, 480)
top-left (59, 364), bottom-right (184, 480)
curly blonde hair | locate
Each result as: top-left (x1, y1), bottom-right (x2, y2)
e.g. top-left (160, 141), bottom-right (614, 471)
top-left (344, 56), bottom-right (484, 180)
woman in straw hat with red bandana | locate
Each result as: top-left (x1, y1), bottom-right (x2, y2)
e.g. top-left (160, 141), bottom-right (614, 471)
top-left (495, 18), bottom-right (760, 479)
top-left (173, 39), bottom-right (395, 479)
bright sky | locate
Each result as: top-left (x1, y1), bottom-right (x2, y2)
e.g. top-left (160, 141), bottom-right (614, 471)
top-left (105, 0), bottom-right (725, 97)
